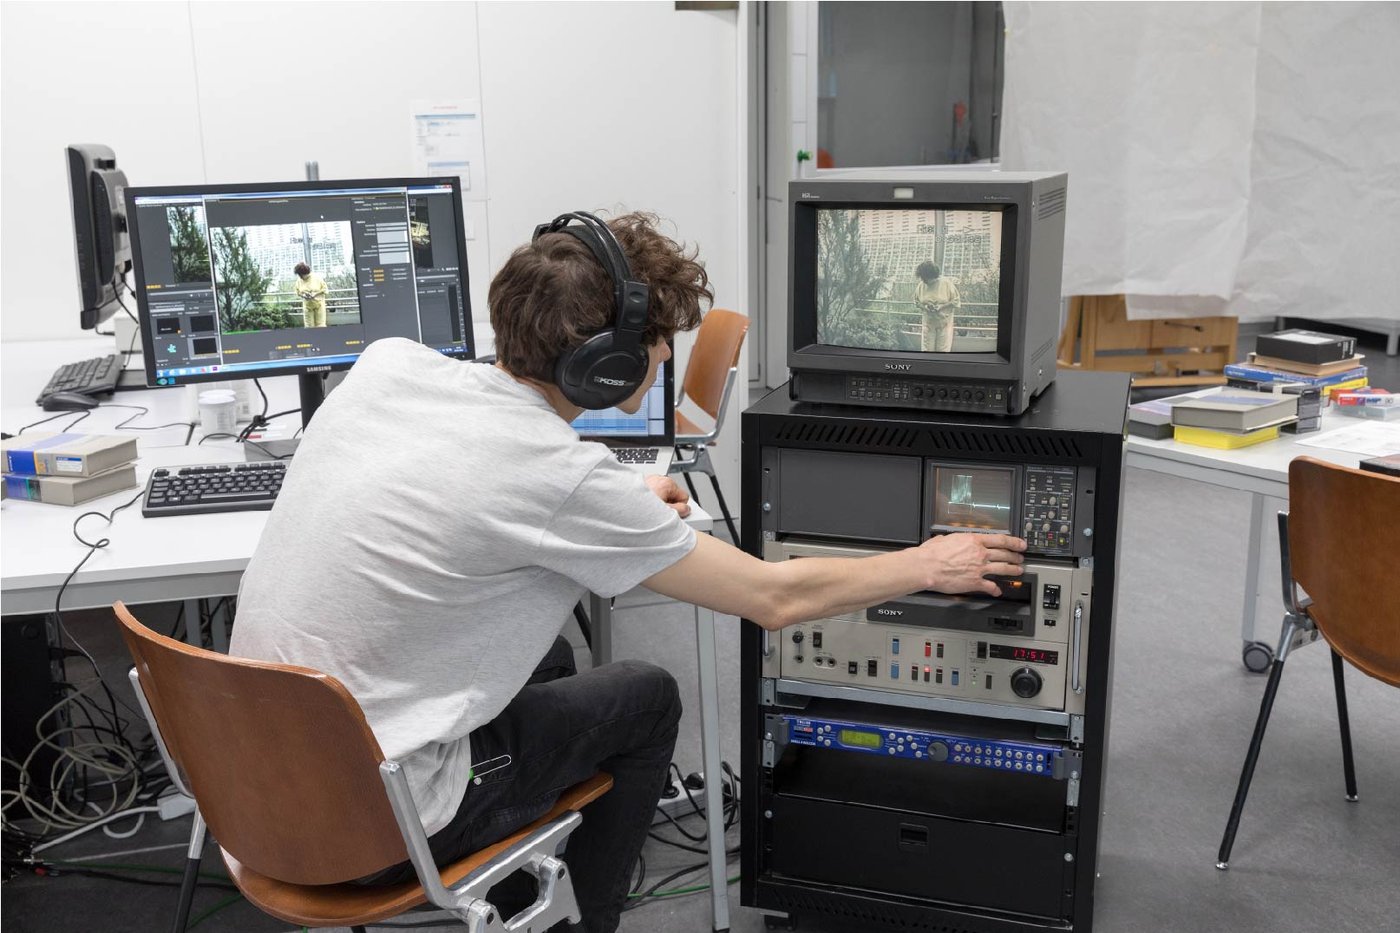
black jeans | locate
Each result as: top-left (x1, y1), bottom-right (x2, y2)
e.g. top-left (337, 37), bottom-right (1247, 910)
top-left (363, 636), bottom-right (682, 933)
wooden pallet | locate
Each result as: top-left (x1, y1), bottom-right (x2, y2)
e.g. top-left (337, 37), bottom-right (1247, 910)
top-left (1058, 295), bottom-right (1237, 387)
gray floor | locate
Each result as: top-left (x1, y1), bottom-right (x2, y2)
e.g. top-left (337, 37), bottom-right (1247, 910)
top-left (4, 325), bottom-right (1398, 932)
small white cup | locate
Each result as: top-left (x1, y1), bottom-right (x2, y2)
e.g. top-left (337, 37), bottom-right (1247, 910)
top-left (198, 390), bottom-right (239, 436)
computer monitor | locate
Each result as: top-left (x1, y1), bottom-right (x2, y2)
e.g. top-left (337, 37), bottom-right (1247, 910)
top-left (570, 356), bottom-right (674, 446)
top-left (67, 144), bottom-right (132, 330)
top-left (124, 177), bottom-right (474, 424)
top-left (787, 172), bottom-right (1067, 416)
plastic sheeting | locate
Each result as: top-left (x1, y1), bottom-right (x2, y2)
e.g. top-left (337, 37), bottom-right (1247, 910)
top-left (1001, 2), bottom-right (1400, 324)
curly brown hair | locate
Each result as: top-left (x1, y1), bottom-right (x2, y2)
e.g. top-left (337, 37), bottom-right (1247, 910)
top-left (488, 211), bottom-right (712, 382)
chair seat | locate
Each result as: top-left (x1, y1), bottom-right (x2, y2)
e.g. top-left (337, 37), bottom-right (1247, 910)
top-left (224, 773), bottom-right (613, 927)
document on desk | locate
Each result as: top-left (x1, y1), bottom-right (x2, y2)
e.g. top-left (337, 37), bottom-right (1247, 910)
top-left (1296, 421), bottom-right (1400, 457)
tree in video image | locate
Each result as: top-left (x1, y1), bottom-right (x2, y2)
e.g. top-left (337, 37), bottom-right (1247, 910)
top-left (167, 206), bottom-right (211, 283)
top-left (210, 221), bottom-right (359, 333)
top-left (816, 210), bottom-right (903, 351)
top-left (211, 228), bottom-right (282, 333)
top-left (410, 197), bottom-right (434, 269)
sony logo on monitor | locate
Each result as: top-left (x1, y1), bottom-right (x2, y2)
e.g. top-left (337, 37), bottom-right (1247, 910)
top-left (884, 363), bottom-right (912, 372)
top-left (875, 608), bottom-right (903, 616)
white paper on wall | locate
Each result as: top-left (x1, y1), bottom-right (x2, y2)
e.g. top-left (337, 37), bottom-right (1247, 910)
top-left (1223, 2), bottom-right (1400, 324)
top-left (1000, 2), bottom-right (1261, 302)
top-left (411, 99), bottom-right (488, 201)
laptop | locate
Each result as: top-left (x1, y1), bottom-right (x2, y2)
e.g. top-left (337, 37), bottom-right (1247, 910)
top-left (571, 356), bottom-right (675, 476)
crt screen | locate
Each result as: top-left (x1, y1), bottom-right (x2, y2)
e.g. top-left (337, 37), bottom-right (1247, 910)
top-left (815, 207), bottom-right (1002, 354)
top-left (931, 465), bottom-right (1014, 534)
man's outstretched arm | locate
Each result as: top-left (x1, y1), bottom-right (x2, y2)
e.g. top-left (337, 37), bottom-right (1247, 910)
top-left (643, 532), bottom-right (1026, 632)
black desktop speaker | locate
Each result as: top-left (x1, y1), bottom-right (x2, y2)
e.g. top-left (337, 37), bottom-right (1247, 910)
top-left (532, 211), bottom-right (651, 410)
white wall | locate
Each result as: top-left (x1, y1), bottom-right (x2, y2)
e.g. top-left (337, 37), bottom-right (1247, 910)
top-left (0, 0), bottom-right (749, 519)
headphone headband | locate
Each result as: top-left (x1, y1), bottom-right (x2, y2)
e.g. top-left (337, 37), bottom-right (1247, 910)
top-left (532, 211), bottom-right (654, 409)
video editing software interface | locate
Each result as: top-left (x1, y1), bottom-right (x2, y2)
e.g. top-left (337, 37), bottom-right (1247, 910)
top-left (130, 182), bottom-right (471, 384)
top-left (815, 206), bottom-right (1004, 355)
top-left (570, 368), bottom-right (669, 440)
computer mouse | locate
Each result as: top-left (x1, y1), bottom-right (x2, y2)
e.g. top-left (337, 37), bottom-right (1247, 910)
top-left (42, 391), bottom-right (101, 412)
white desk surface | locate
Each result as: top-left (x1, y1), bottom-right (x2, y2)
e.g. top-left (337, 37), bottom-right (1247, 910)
top-left (2, 337), bottom-right (711, 615)
top-left (1124, 408), bottom-right (1382, 498)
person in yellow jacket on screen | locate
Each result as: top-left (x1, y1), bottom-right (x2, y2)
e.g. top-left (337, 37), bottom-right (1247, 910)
top-left (915, 260), bottom-right (960, 352)
top-left (293, 262), bottom-right (329, 327)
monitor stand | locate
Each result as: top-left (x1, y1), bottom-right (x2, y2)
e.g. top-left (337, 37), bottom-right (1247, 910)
top-left (241, 373), bottom-right (327, 462)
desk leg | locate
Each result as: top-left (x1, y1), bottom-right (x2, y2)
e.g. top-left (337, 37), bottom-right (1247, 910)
top-left (182, 600), bottom-right (201, 649)
top-left (589, 594), bottom-right (612, 668)
top-left (1240, 494), bottom-right (1269, 671)
top-left (694, 604), bottom-right (730, 931)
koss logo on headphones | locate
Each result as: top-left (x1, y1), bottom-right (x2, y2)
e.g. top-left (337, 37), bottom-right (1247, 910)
top-left (593, 376), bottom-right (628, 386)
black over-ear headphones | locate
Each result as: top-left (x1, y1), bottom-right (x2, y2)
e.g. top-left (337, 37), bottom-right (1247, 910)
top-left (532, 211), bottom-right (652, 410)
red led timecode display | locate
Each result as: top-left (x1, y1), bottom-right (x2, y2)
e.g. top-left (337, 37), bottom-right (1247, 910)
top-left (988, 644), bottom-right (1059, 665)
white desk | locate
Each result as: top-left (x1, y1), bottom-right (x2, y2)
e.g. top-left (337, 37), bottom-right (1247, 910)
top-left (1124, 411), bottom-right (1388, 670)
top-left (2, 337), bottom-right (731, 930)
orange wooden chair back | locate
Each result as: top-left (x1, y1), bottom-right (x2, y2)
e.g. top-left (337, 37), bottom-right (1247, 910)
top-left (113, 601), bottom-right (410, 885)
top-left (1287, 458), bottom-right (1400, 686)
top-left (682, 308), bottom-right (749, 421)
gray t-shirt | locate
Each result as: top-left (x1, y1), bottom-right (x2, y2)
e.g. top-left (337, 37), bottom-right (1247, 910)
top-left (229, 338), bottom-right (696, 834)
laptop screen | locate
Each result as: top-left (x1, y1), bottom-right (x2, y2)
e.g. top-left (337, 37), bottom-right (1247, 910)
top-left (570, 356), bottom-right (674, 446)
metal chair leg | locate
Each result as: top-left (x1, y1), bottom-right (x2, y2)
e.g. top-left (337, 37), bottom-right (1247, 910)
top-left (572, 602), bottom-right (593, 651)
top-left (1331, 649), bottom-right (1359, 801)
top-left (1217, 654), bottom-right (1288, 869)
top-left (172, 810), bottom-right (207, 933)
top-left (707, 472), bottom-right (740, 545)
top-left (681, 470), bottom-right (701, 505)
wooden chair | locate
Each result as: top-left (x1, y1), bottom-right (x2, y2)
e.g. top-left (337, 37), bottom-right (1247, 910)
top-left (669, 308), bottom-right (750, 543)
top-left (113, 601), bottom-right (612, 932)
top-left (1215, 458), bottom-right (1400, 869)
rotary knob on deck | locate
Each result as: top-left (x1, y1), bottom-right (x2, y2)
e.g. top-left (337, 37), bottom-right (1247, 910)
top-left (1011, 667), bottom-right (1042, 699)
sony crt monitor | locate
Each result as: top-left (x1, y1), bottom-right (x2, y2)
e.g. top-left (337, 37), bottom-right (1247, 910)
top-left (124, 177), bottom-right (474, 422)
top-left (787, 172), bottom-right (1067, 415)
top-left (67, 144), bottom-right (132, 330)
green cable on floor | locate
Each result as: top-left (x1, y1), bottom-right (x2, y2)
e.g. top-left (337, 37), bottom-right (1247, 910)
top-left (187, 892), bottom-right (243, 928)
top-left (627, 873), bottom-right (741, 900)
top-left (45, 859), bottom-right (233, 883)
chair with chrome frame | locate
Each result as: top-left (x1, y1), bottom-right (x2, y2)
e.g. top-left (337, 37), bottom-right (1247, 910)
top-left (113, 601), bottom-right (611, 933)
top-left (668, 308), bottom-right (749, 544)
top-left (1215, 457), bottom-right (1400, 870)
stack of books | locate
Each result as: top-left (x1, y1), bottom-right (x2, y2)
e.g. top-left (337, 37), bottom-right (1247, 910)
top-left (1168, 389), bottom-right (1299, 449)
top-left (1224, 328), bottom-right (1368, 399)
top-left (2, 433), bottom-right (139, 506)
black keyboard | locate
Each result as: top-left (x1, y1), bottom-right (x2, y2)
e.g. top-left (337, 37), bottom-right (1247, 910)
top-left (612, 447), bottom-right (659, 464)
top-left (36, 354), bottom-right (122, 404)
top-left (142, 462), bottom-right (287, 517)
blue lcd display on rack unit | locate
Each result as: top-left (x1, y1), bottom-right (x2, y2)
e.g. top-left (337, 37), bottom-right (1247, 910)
top-left (783, 715), bottom-right (1067, 779)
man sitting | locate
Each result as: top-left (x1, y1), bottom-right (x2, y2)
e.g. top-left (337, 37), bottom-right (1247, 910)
top-left (230, 211), bottom-right (1025, 933)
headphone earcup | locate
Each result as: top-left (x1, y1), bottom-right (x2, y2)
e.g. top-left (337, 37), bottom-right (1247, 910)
top-left (556, 331), bottom-right (649, 410)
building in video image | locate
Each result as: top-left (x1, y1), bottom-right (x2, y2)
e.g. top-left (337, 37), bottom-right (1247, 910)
top-left (207, 221), bottom-right (360, 333)
top-left (816, 207), bottom-right (1002, 354)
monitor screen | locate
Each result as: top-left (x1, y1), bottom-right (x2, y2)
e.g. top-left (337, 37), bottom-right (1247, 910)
top-left (126, 178), bottom-right (473, 387)
top-left (570, 358), bottom-right (674, 445)
top-left (930, 464), bottom-right (1014, 534)
top-left (814, 207), bottom-right (1003, 355)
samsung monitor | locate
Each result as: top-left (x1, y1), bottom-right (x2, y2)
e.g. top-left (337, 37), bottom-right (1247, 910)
top-left (570, 356), bottom-right (675, 446)
top-left (125, 177), bottom-right (474, 424)
top-left (67, 144), bottom-right (132, 330)
top-left (787, 172), bottom-right (1067, 415)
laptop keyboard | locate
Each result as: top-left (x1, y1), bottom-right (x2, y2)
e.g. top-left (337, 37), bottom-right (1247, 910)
top-left (612, 447), bottom-right (660, 465)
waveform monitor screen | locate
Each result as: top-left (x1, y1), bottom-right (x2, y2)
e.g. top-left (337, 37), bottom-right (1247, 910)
top-left (815, 207), bottom-right (1003, 355)
top-left (126, 178), bottom-right (473, 387)
top-left (931, 464), bottom-right (1015, 534)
